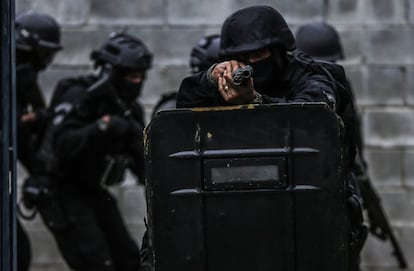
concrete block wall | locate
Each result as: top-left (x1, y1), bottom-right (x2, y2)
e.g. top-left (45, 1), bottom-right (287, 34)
top-left (15, 0), bottom-right (414, 270)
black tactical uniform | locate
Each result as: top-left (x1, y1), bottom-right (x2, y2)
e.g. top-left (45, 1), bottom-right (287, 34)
top-left (296, 21), bottom-right (364, 168)
top-left (176, 5), bottom-right (365, 271)
top-left (15, 12), bottom-right (63, 271)
top-left (177, 6), bottom-right (337, 109)
top-left (296, 21), bottom-right (345, 62)
top-left (296, 21), bottom-right (377, 270)
top-left (16, 11), bottom-right (62, 176)
top-left (34, 33), bottom-right (152, 271)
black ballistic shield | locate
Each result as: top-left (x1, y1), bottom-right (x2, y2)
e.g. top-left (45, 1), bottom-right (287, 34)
top-left (144, 103), bottom-right (349, 271)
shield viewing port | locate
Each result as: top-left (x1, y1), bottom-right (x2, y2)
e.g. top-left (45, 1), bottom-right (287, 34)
top-left (204, 157), bottom-right (287, 190)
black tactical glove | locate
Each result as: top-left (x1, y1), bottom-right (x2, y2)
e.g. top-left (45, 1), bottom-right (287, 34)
top-left (95, 115), bottom-right (143, 154)
top-left (105, 115), bottom-right (144, 143)
top-left (105, 115), bottom-right (132, 138)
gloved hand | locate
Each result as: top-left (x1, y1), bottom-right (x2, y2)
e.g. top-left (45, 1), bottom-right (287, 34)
top-left (109, 115), bottom-right (132, 136)
top-left (100, 114), bottom-right (144, 141)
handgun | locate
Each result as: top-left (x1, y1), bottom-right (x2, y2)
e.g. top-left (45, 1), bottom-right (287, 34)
top-left (232, 65), bottom-right (253, 86)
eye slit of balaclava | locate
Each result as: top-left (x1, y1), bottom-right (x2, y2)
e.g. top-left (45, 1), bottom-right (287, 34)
top-left (247, 46), bottom-right (287, 96)
top-left (112, 68), bottom-right (145, 101)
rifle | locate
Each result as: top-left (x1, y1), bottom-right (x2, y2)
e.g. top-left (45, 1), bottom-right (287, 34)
top-left (355, 155), bottom-right (408, 269)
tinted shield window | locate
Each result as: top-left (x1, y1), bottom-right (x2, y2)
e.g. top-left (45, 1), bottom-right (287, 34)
top-left (211, 165), bottom-right (279, 183)
top-left (204, 157), bottom-right (287, 190)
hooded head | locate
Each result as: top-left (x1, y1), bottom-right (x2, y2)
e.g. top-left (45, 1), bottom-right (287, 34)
top-left (220, 6), bottom-right (295, 95)
top-left (220, 5), bottom-right (295, 58)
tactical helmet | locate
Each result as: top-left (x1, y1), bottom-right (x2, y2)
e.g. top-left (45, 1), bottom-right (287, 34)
top-left (189, 34), bottom-right (220, 73)
top-left (91, 32), bottom-right (152, 71)
top-left (295, 21), bottom-right (344, 62)
top-left (15, 12), bottom-right (62, 52)
top-left (220, 5), bottom-right (295, 58)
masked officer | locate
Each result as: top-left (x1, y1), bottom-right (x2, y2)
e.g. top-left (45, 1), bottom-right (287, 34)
top-left (151, 34), bottom-right (221, 117)
top-left (295, 21), bottom-right (365, 159)
top-left (15, 11), bottom-right (63, 271)
top-left (176, 5), bottom-right (366, 270)
top-left (176, 6), bottom-right (338, 108)
top-left (16, 11), bottom-right (62, 179)
top-left (32, 32), bottom-right (152, 271)
top-left (189, 33), bottom-right (221, 74)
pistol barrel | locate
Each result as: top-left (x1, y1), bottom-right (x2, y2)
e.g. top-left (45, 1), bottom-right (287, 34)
top-left (232, 65), bottom-right (253, 86)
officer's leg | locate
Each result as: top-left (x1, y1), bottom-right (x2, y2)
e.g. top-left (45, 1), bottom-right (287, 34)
top-left (94, 188), bottom-right (141, 271)
top-left (38, 188), bottom-right (116, 271)
top-left (17, 219), bottom-right (32, 271)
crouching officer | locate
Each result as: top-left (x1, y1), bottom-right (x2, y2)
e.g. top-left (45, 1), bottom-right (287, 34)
top-left (31, 32), bottom-right (152, 271)
top-left (176, 5), bottom-right (366, 270)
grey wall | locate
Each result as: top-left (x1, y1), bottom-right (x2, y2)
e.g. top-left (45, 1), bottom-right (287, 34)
top-left (16, 0), bottom-right (414, 270)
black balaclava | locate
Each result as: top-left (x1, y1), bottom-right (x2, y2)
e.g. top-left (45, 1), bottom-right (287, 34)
top-left (112, 69), bottom-right (146, 102)
top-left (248, 47), bottom-right (287, 96)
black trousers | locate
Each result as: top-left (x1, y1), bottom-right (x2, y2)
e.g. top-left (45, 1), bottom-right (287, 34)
top-left (38, 186), bottom-right (141, 271)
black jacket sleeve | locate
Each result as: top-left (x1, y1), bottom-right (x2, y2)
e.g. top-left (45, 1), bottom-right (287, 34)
top-left (284, 60), bottom-right (338, 108)
top-left (177, 62), bottom-right (338, 109)
top-left (176, 71), bottom-right (227, 108)
top-left (51, 84), bottom-right (131, 162)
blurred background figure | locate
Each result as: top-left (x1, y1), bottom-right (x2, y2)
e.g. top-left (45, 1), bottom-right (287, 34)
top-left (22, 32), bottom-right (152, 271)
top-left (15, 11), bottom-right (62, 177)
top-left (295, 21), bottom-right (344, 63)
top-left (189, 33), bottom-right (221, 74)
top-left (295, 20), bottom-right (364, 185)
top-left (15, 11), bottom-right (63, 271)
top-left (295, 21), bottom-right (408, 269)
top-left (151, 34), bottom-right (221, 117)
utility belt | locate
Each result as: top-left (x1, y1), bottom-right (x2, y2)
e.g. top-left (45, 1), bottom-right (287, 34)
top-left (19, 175), bottom-right (73, 231)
